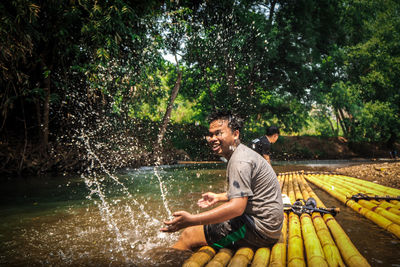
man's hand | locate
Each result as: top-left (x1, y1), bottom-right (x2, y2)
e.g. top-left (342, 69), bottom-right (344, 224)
top-left (160, 211), bottom-right (195, 232)
top-left (197, 192), bottom-right (221, 208)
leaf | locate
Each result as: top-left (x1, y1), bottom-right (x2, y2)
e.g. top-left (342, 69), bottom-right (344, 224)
top-left (43, 70), bottom-right (51, 78)
top-left (96, 48), bottom-right (110, 60)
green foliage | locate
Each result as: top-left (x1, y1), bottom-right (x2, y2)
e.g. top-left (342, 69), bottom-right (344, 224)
top-left (2, 0), bottom-right (400, 174)
top-left (167, 122), bottom-right (213, 160)
top-left (333, 0), bottom-right (400, 142)
top-left (178, 0), bottom-right (342, 132)
top-left (353, 101), bottom-right (399, 142)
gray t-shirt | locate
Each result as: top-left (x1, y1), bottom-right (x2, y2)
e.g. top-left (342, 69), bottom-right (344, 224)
top-left (227, 144), bottom-right (283, 239)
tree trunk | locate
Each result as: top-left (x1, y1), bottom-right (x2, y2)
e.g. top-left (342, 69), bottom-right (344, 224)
top-left (335, 109), bottom-right (345, 136)
top-left (35, 98), bottom-right (42, 149)
top-left (42, 74), bottom-right (50, 157)
top-left (153, 68), bottom-right (183, 163)
top-left (269, 0), bottom-right (277, 23)
top-left (338, 108), bottom-right (351, 136)
top-left (322, 112), bottom-right (336, 136)
top-left (18, 98), bottom-right (28, 176)
top-left (336, 116), bottom-right (340, 135)
top-left (336, 108), bottom-right (348, 137)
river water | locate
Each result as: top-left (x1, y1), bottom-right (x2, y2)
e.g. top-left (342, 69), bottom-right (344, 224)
top-left (0, 160), bottom-right (399, 266)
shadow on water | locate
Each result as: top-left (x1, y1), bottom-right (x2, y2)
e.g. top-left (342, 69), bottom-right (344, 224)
top-left (0, 159), bottom-right (398, 266)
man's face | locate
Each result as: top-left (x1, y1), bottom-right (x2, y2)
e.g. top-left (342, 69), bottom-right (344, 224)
top-left (206, 119), bottom-right (239, 159)
top-left (270, 134), bottom-right (279, 143)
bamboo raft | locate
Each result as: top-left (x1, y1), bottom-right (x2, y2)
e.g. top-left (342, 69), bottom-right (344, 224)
top-left (182, 171), bottom-right (400, 267)
top-left (304, 172), bottom-right (400, 239)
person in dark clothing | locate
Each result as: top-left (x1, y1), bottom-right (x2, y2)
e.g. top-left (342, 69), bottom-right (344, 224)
top-left (251, 126), bottom-right (280, 164)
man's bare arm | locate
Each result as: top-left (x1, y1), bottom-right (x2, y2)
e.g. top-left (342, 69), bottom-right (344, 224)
top-left (197, 192), bottom-right (228, 208)
top-left (263, 154), bottom-right (271, 164)
top-left (161, 197), bottom-right (247, 232)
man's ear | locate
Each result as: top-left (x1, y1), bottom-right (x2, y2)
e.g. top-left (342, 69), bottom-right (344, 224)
top-left (234, 130), bottom-right (240, 140)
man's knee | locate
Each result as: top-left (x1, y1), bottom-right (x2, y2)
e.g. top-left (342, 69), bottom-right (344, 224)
top-left (180, 227), bottom-right (193, 241)
top-left (179, 226), bottom-right (207, 248)
top-left (180, 225), bottom-right (202, 240)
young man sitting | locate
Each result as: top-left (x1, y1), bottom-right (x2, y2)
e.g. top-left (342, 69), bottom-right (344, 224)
top-left (161, 111), bottom-right (283, 251)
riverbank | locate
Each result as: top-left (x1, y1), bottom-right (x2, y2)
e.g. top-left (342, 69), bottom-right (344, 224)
top-left (270, 135), bottom-right (397, 160)
top-left (1, 134), bottom-right (398, 177)
top-left (335, 161), bottom-right (400, 189)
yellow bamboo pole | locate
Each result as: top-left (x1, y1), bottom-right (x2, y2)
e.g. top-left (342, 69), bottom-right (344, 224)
top-left (326, 174), bottom-right (400, 207)
top-left (331, 177), bottom-right (399, 209)
top-left (288, 174), bottom-right (296, 204)
top-left (310, 213), bottom-right (345, 267)
top-left (310, 174), bottom-right (400, 225)
top-left (278, 173), bottom-right (284, 192)
top-left (370, 200), bottom-right (400, 215)
top-left (300, 175), bottom-right (370, 267)
top-left (296, 174), bottom-right (310, 200)
top-left (287, 211), bottom-right (305, 267)
top-left (269, 174), bottom-right (288, 267)
top-left (183, 246), bottom-right (216, 267)
top-left (293, 174), bottom-right (304, 201)
top-left (294, 174), bottom-right (345, 267)
top-left (319, 174), bottom-right (399, 202)
top-left (228, 247), bottom-right (254, 267)
top-left (269, 212), bottom-right (288, 267)
top-left (287, 174), bottom-right (328, 267)
top-left (358, 199), bottom-right (400, 225)
top-left (305, 174), bottom-right (400, 239)
top-left (344, 174), bottom-right (400, 206)
top-left (332, 174), bottom-right (400, 196)
top-left (300, 212), bottom-right (328, 267)
top-left (321, 175), bottom-right (380, 195)
top-left (315, 175), bottom-right (400, 224)
top-left (206, 248), bottom-right (233, 267)
top-left (251, 248), bottom-right (271, 267)
top-left (391, 203), bottom-right (400, 211)
top-left (287, 173), bottom-right (305, 267)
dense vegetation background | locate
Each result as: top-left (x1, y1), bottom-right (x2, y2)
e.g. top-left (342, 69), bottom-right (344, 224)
top-left (1, 0), bottom-right (399, 176)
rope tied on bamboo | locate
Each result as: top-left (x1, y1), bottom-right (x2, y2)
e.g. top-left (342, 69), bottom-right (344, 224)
top-left (284, 197), bottom-right (340, 216)
top-left (346, 193), bottom-right (400, 204)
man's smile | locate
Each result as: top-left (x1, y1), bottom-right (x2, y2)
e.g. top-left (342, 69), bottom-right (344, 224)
top-left (211, 143), bottom-right (221, 151)
top-left (211, 142), bottom-right (221, 152)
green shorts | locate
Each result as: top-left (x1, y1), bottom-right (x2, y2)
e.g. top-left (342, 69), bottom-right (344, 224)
top-left (203, 215), bottom-right (278, 250)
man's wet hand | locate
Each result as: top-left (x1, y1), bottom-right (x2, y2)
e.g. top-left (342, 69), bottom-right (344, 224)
top-left (160, 211), bottom-right (195, 232)
top-left (197, 192), bottom-right (218, 208)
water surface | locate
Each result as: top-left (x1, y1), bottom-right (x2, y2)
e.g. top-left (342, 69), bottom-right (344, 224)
top-left (0, 160), bottom-right (398, 266)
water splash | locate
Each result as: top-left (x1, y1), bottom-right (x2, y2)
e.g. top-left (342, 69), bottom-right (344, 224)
top-left (52, 89), bottom-right (177, 261)
top-left (78, 130), bottom-right (168, 262)
top-left (153, 158), bottom-right (173, 219)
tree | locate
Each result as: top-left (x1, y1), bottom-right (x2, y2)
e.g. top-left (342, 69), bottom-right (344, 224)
top-left (179, 0), bottom-right (345, 133)
top-left (0, 0), bottom-right (164, 174)
top-left (320, 0), bottom-right (400, 143)
top-left (153, 5), bottom-right (188, 162)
